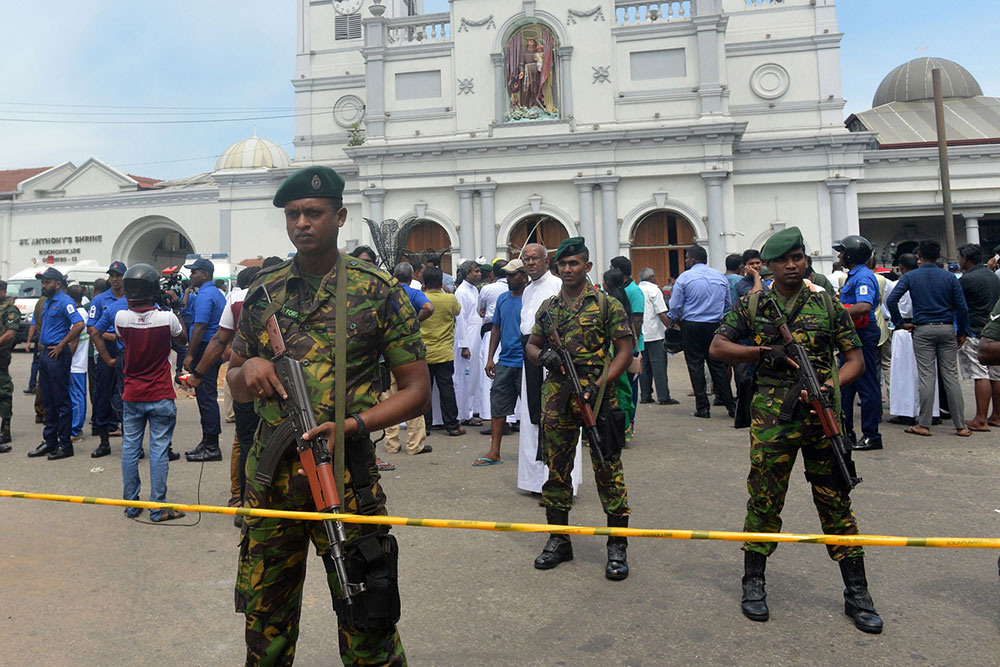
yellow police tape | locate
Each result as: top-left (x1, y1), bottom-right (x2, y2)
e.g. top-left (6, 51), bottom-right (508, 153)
top-left (2, 488), bottom-right (998, 549)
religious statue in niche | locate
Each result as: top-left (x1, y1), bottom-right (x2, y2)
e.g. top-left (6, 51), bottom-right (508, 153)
top-left (504, 24), bottom-right (558, 122)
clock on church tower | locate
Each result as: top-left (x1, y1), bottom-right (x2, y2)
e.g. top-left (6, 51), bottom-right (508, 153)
top-left (333, 0), bottom-right (363, 15)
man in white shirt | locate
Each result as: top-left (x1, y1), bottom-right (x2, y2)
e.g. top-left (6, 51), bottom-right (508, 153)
top-left (517, 243), bottom-right (582, 494)
top-left (68, 285), bottom-right (90, 441)
top-left (637, 268), bottom-right (677, 405)
top-left (454, 260), bottom-right (484, 425)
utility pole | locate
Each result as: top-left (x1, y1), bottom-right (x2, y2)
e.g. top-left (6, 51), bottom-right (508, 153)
top-left (932, 68), bottom-right (957, 261)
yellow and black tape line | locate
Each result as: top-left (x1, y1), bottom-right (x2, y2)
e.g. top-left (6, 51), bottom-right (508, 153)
top-left (2, 489), bottom-right (998, 549)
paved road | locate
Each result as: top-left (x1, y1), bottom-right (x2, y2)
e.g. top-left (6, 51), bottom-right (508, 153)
top-left (1, 350), bottom-right (997, 666)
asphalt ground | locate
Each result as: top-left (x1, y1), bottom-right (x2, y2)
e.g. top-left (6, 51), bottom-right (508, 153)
top-left (1, 349), bottom-right (998, 666)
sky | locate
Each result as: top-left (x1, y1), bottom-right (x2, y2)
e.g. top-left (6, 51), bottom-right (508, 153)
top-left (2, 1), bottom-right (999, 181)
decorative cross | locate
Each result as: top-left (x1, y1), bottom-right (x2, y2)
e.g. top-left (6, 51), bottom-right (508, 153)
top-left (918, 45), bottom-right (928, 56)
top-left (592, 66), bottom-right (611, 84)
top-left (458, 78), bottom-right (475, 95)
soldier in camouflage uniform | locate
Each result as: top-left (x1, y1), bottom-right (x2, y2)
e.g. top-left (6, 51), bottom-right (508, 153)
top-left (228, 166), bottom-right (429, 666)
top-left (0, 281), bottom-right (20, 452)
top-left (709, 226), bottom-right (883, 634)
top-left (525, 238), bottom-right (636, 580)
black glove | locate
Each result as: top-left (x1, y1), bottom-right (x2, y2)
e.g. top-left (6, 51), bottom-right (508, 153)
top-left (538, 348), bottom-right (563, 373)
top-left (760, 344), bottom-right (793, 371)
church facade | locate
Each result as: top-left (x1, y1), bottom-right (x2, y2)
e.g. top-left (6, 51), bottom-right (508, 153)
top-left (3, 0), bottom-right (998, 283)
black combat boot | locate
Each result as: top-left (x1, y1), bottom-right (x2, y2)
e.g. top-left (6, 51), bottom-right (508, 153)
top-left (534, 508), bottom-right (573, 570)
top-left (91, 427), bottom-right (111, 458)
top-left (0, 417), bottom-right (11, 445)
top-left (605, 514), bottom-right (629, 581)
top-left (186, 433), bottom-right (222, 462)
top-left (184, 436), bottom-right (208, 458)
top-left (839, 557), bottom-right (883, 634)
top-left (741, 550), bottom-right (770, 622)
top-left (47, 444), bottom-right (74, 460)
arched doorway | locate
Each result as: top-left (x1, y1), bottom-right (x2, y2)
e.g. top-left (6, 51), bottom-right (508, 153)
top-left (630, 210), bottom-right (696, 285)
top-left (507, 215), bottom-right (568, 258)
top-left (114, 217), bottom-right (195, 272)
top-left (404, 219), bottom-right (452, 274)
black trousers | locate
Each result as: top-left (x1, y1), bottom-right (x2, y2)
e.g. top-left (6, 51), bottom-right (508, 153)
top-left (233, 400), bottom-right (259, 500)
top-left (522, 334), bottom-right (543, 425)
top-left (680, 320), bottom-right (734, 414)
top-left (427, 360), bottom-right (459, 430)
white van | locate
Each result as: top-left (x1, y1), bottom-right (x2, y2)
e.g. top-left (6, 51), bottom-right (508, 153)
top-left (6, 266), bottom-right (43, 345)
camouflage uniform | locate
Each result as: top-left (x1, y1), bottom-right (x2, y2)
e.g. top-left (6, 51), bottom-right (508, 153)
top-left (716, 286), bottom-right (864, 561)
top-left (533, 289), bottom-right (633, 516)
top-left (0, 297), bottom-right (20, 418)
top-left (233, 256), bottom-right (424, 667)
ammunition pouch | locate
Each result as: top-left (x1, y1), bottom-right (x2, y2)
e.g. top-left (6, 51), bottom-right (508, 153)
top-left (328, 532), bottom-right (401, 631)
top-left (595, 404), bottom-right (627, 460)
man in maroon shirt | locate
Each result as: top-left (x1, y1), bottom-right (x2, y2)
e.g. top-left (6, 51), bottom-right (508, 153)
top-left (92, 264), bottom-right (189, 522)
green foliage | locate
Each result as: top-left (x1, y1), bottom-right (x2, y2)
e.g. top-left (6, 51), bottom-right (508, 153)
top-left (347, 122), bottom-right (365, 147)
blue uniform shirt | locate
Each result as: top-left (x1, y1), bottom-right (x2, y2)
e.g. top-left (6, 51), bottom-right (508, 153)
top-left (40, 291), bottom-right (85, 346)
top-left (87, 289), bottom-right (121, 331)
top-left (401, 284), bottom-right (429, 314)
top-left (93, 296), bottom-right (129, 350)
top-left (840, 264), bottom-right (880, 331)
top-left (192, 283), bottom-right (226, 342)
top-left (492, 291), bottom-right (524, 368)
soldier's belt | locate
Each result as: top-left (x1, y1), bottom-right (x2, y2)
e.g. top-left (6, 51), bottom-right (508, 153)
top-left (2, 489), bottom-right (999, 550)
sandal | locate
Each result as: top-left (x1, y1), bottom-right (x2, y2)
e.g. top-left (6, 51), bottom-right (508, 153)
top-left (461, 418), bottom-right (483, 427)
top-left (151, 509), bottom-right (186, 523)
top-left (473, 457), bottom-right (503, 467)
top-left (376, 458), bottom-right (396, 471)
top-left (955, 428), bottom-right (972, 437)
top-left (904, 426), bottom-right (932, 437)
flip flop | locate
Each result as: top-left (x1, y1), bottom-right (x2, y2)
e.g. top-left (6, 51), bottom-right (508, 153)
top-left (955, 429), bottom-right (972, 437)
top-left (966, 425), bottom-right (991, 432)
top-left (904, 426), bottom-right (932, 437)
top-left (473, 457), bottom-right (503, 467)
top-left (376, 459), bottom-right (396, 471)
top-left (151, 509), bottom-right (186, 523)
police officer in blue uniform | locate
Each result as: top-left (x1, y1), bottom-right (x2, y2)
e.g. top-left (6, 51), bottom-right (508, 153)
top-left (833, 235), bottom-right (883, 450)
top-left (182, 257), bottom-right (226, 462)
top-left (27, 268), bottom-right (85, 460)
top-left (87, 261), bottom-right (126, 458)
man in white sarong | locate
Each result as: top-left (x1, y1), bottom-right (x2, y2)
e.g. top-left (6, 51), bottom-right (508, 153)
top-left (518, 243), bottom-right (582, 494)
top-left (454, 261), bottom-right (483, 424)
top-left (478, 259), bottom-right (509, 427)
top-left (885, 254), bottom-right (939, 422)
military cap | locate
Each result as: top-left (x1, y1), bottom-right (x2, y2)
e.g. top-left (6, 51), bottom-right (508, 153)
top-left (553, 236), bottom-right (587, 261)
top-left (502, 258), bottom-right (525, 273)
top-left (35, 267), bottom-right (65, 282)
top-left (184, 257), bottom-right (215, 273)
top-left (107, 261), bottom-right (127, 275)
top-left (272, 165), bottom-right (345, 208)
top-left (760, 226), bottom-right (805, 261)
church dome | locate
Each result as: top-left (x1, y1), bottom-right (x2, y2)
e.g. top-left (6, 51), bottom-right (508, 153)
top-left (873, 57), bottom-right (983, 108)
top-left (215, 133), bottom-right (291, 171)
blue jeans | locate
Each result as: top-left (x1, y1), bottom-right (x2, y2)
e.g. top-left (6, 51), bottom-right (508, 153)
top-left (122, 399), bottom-right (177, 520)
top-left (70, 372), bottom-right (87, 436)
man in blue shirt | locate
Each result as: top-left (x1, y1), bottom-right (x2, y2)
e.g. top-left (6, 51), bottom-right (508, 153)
top-left (27, 268), bottom-right (85, 461)
top-left (476, 259), bottom-right (528, 466)
top-left (182, 258), bottom-right (227, 462)
top-left (667, 244), bottom-right (735, 419)
top-left (886, 239), bottom-right (971, 437)
top-left (834, 235), bottom-right (884, 450)
top-left (87, 261), bottom-right (126, 458)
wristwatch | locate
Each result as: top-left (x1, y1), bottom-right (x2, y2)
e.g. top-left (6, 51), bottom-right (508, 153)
top-left (192, 368), bottom-right (204, 379)
top-left (349, 413), bottom-right (367, 439)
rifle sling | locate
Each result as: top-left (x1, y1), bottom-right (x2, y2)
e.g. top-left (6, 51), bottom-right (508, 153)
top-left (334, 253), bottom-right (347, 506)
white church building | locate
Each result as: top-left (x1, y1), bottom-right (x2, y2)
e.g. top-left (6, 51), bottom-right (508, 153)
top-left (2, 0), bottom-right (998, 283)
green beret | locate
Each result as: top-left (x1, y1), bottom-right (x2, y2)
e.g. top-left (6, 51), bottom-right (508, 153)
top-left (272, 166), bottom-right (345, 208)
top-left (760, 226), bottom-right (805, 261)
top-left (554, 236), bottom-right (587, 261)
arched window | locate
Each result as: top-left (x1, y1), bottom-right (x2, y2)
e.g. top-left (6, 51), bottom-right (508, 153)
top-left (503, 24), bottom-right (559, 122)
top-left (507, 215), bottom-right (568, 258)
top-left (630, 211), bottom-right (696, 284)
top-left (404, 220), bottom-right (452, 273)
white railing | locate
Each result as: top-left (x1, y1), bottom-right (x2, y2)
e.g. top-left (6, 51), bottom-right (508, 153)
top-left (615, 1), bottom-right (692, 26)
top-left (386, 12), bottom-right (451, 45)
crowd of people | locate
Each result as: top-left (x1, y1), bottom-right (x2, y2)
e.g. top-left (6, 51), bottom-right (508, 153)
top-left (5, 162), bottom-right (995, 661)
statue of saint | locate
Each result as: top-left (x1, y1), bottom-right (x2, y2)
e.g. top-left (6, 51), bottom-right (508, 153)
top-left (504, 26), bottom-right (557, 116)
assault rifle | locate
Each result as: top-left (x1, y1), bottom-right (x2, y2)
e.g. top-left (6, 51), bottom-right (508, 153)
top-left (253, 287), bottom-right (365, 606)
top-left (768, 295), bottom-right (861, 490)
top-left (540, 310), bottom-right (608, 470)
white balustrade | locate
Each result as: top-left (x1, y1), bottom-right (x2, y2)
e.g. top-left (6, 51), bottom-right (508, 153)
top-left (386, 12), bottom-right (451, 45)
top-left (614, 1), bottom-right (691, 26)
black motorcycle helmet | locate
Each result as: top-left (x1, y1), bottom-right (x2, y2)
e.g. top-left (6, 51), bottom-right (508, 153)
top-left (832, 235), bottom-right (873, 266)
top-left (123, 263), bottom-right (161, 302)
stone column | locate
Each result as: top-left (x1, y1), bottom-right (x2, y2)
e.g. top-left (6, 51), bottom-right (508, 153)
top-left (598, 177), bottom-right (620, 272)
top-left (963, 214), bottom-right (981, 245)
top-left (491, 53), bottom-right (506, 124)
top-left (455, 186), bottom-right (476, 258)
top-left (701, 171), bottom-right (728, 270)
top-left (479, 183), bottom-right (497, 260)
top-left (558, 46), bottom-right (574, 119)
top-left (363, 5), bottom-right (388, 138)
top-left (574, 179), bottom-right (597, 280)
top-left (364, 187), bottom-right (386, 226)
top-left (219, 209), bottom-right (232, 256)
top-left (825, 178), bottom-right (851, 245)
